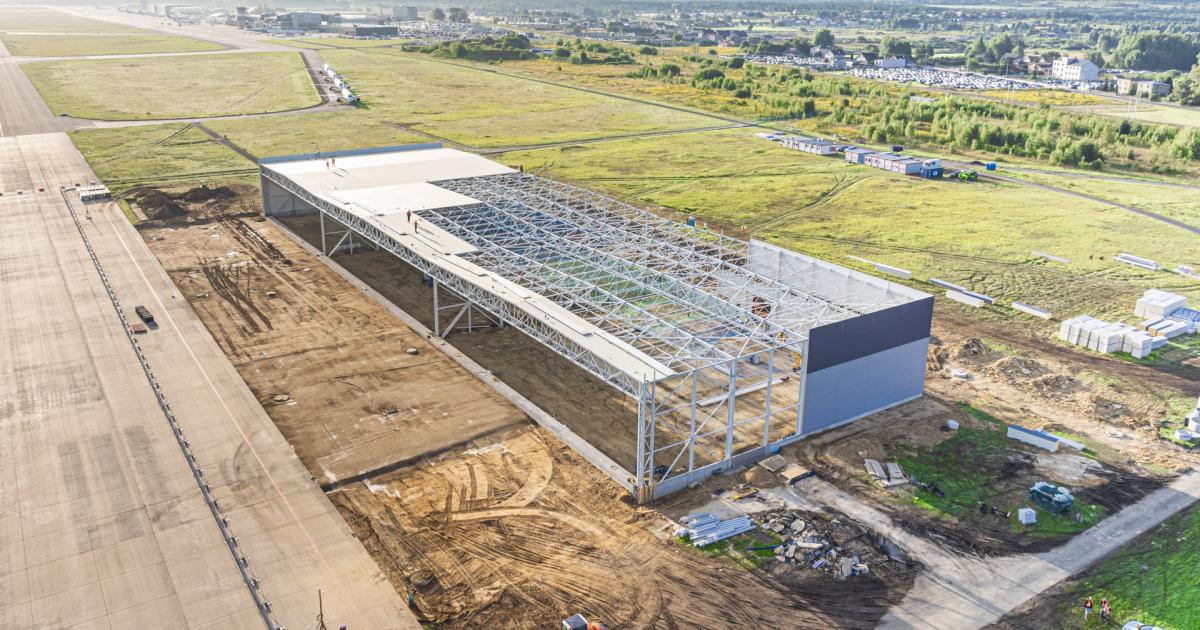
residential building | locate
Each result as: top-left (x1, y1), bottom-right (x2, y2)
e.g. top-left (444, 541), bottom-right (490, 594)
top-left (1116, 78), bottom-right (1171, 98)
top-left (1051, 57), bottom-right (1100, 82)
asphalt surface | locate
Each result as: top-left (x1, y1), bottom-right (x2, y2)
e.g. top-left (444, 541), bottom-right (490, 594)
top-left (0, 41), bottom-right (65, 137)
top-left (0, 15), bottom-right (419, 630)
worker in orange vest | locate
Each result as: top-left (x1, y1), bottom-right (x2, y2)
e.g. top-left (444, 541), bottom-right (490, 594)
top-left (1083, 595), bottom-right (1094, 620)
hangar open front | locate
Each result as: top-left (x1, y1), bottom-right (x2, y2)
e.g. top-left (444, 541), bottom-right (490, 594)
top-left (259, 143), bottom-right (932, 501)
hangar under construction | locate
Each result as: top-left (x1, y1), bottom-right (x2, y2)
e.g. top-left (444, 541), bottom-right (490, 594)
top-left (259, 144), bottom-right (933, 501)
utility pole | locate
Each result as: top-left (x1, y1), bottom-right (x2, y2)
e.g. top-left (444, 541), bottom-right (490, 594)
top-left (315, 588), bottom-right (327, 630)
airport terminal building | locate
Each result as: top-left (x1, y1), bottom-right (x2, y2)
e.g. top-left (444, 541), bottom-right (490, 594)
top-left (259, 144), bottom-right (933, 500)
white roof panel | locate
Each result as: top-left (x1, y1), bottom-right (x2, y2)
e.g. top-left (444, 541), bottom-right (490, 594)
top-left (331, 182), bottom-right (480, 216)
top-left (265, 148), bottom-right (515, 198)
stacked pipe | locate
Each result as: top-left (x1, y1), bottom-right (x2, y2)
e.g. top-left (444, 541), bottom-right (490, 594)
top-left (680, 513), bottom-right (756, 547)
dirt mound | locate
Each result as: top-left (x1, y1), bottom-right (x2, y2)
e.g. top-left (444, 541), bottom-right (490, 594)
top-left (986, 356), bottom-right (1047, 381)
top-left (949, 337), bottom-right (998, 364)
top-left (130, 188), bottom-right (187, 220)
top-left (131, 184), bottom-right (260, 223)
top-left (926, 344), bottom-right (947, 371)
top-left (180, 185), bottom-right (239, 204)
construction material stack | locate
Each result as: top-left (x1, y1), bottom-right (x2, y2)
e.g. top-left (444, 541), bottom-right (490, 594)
top-left (1058, 316), bottom-right (1157, 358)
top-left (679, 513), bottom-right (756, 547)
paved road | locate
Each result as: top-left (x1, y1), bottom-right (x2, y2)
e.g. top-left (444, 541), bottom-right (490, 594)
top-left (944, 159), bottom-right (1200, 237)
top-left (767, 472), bottom-right (1200, 629)
top-left (1000, 164), bottom-right (1200, 190)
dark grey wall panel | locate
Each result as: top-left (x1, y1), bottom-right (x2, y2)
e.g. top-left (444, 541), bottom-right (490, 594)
top-left (801, 337), bottom-right (929, 435)
top-left (806, 296), bottom-right (933, 373)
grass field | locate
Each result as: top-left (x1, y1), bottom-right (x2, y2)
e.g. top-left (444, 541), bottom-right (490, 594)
top-left (204, 111), bottom-right (433, 158)
top-left (1005, 170), bottom-right (1200, 229)
top-left (977, 89), bottom-right (1109, 107)
top-left (1046, 505), bottom-right (1200, 629)
top-left (318, 49), bottom-right (717, 147)
top-left (1065, 102), bottom-right (1200, 129)
top-left (0, 7), bottom-right (142, 33)
top-left (24, 52), bottom-right (318, 120)
top-left (70, 124), bottom-right (253, 191)
top-left (270, 37), bottom-right (399, 49)
top-left (499, 130), bottom-right (1200, 321)
top-left (0, 6), bottom-right (222, 56)
top-left (1, 33), bottom-right (225, 57)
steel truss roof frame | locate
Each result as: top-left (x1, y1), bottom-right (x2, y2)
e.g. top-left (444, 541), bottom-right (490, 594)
top-left (427, 173), bottom-right (880, 373)
top-left (262, 168), bottom-right (650, 395)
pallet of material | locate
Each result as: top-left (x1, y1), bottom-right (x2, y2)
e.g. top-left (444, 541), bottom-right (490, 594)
top-left (779, 464), bottom-right (815, 484)
top-left (884, 462), bottom-right (908, 486)
top-left (864, 459), bottom-right (886, 481)
top-left (1007, 424), bottom-right (1059, 452)
top-left (1116, 252), bottom-right (1163, 271)
top-left (930, 278), bottom-right (968, 292)
top-left (1032, 250), bottom-right (1071, 264)
top-left (1135, 289), bottom-right (1186, 319)
top-left (946, 289), bottom-right (985, 308)
top-left (1012, 301), bottom-right (1051, 319)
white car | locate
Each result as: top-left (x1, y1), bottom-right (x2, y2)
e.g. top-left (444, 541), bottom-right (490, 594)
top-left (1122, 622), bottom-right (1164, 630)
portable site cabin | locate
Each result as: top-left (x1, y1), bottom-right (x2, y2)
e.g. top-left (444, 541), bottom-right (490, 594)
top-left (920, 159), bottom-right (943, 179)
top-left (844, 147), bottom-right (874, 164)
top-left (782, 136), bottom-right (838, 156)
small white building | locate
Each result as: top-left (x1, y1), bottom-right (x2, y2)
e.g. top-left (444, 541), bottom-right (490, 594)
top-left (863, 152), bottom-right (923, 175)
top-left (875, 56), bottom-right (907, 69)
top-left (1051, 57), bottom-right (1100, 82)
top-left (780, 136), bottom-right (838, 156)
top-left (844, 147), bottom-right (874, 164)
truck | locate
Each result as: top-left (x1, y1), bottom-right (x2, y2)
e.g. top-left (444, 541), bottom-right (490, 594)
top-left (134, 305), bottom-right (155, 325)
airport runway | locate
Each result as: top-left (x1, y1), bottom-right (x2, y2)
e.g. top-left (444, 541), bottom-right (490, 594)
top-left (0, 15), bottom-right (418, 627)
top-left (0, 41), bottom-right (65, 137)
top-left (0, 132), bottom-right (417, 630)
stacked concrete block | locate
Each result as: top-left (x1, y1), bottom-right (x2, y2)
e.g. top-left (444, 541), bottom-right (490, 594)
top-left (1058, 315), bottom-right (1154, 358)
top-left (1135, 289), bottom-right (1187, 319)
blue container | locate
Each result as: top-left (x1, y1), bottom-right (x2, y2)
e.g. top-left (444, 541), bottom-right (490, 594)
top-left (986, 162), bottom-right (997, 171)
top-left (686, 216), bottom-right (697, 228)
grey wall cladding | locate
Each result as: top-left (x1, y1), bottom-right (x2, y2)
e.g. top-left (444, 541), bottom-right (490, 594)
top-left (802, 337), bottom-right (929, 435)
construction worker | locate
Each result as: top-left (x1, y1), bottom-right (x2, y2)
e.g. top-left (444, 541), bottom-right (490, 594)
top-left (1083, 595), bottom-right (1094, 620)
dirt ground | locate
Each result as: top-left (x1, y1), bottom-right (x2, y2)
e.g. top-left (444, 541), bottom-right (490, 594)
top-left (128, 184), bottom-right (1200, 627)
top-left (781, 325), bottom-right (1199, 556)
top-left (131, 185), bottom-right (529, 484)
top-left (331, 426), bottom-right (915, 628)
top-left (130, 186), bottom-right (915, 629)
top-left (276, 212), bottom-right (650, 472)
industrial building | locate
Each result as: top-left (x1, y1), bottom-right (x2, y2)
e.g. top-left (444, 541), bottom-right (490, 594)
top-left (353, 24), bottom-right (399, 37)
top-left (259, 144), bottom-right (932, 501)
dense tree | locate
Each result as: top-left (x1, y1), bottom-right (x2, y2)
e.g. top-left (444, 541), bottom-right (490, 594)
top-left (881, 36), bottom-right (913, 59)
top-left (429, 8), bottom-right (446, 21)
top-left (447, 7), bottom-right (469, 22)
top-left (813, 29), bottom-right (835, 48)
top-left (1111, 32), bottom-right (1200, 71)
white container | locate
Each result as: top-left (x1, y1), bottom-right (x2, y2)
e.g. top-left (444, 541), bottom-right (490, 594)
top-left (1018, 507), bottom-right (1037, 525)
